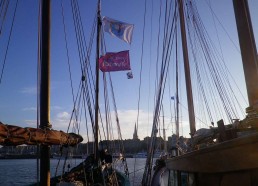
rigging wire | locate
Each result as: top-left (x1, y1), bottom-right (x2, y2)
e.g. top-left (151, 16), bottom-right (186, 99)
top-left (0, 0), bottom-right (10, 36)
top-left (61, 0), bottom-right (81, 136)
top-left (188, 3), bottom-right (233, 122)
top-left (36, 0), bottom-right (42, 183)
top-left (54, 0), bottom-right (97, 175)
top-left (204, 0), bottom-right (240, 53)
top-left (61, 0), bottom-right (76, 107)
top-left (184, 0), bottom-right (245, 124)
top-left (206, 0), bottom-right (248, 109)
top-left (201, 1), bottom-right (246, 117)
top-left (70, 0), bottom-right (96, 137)
top-left (133, 0), bottom-right (147, 184)
top-left (0, 0), bottom-right (18, 84)
top-left (108, 72), bottom-right (129, 176)
top-left (147, 0), bottom-right (154, 148)
top-left (142, 0), bottom-right (178, 184)
top-left (71, 0), bottom-right (130, 177)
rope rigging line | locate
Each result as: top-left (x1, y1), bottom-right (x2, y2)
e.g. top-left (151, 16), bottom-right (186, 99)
top-left (0, 0), bottom-right (10, 36)
top-left (97, 13), bottom-right (129, 175)
top-left (134, 0), bottom-right (147, 184)
top-left (71, 0), bottom-right (96, 96)
top-left (186, 20), bottom-right (214, 124)
top-left (102, 72), bottom-right (111, 143)
top-left (73, 0), bottom-right (130, 177)
top-left (206, 0), bottom-right (247, 115)
top-left (81, 85), bottom-right (91, 150)
top-left (207, 0), bottom-right (225, 64)
top-left (189, 29), bottom-right (225, 122)
top-left (61, 0), bottom-right (89, 135)
top-left (71, 3), bottom-right (87, 84)
top-left (151, 0), bottom-right (177, 157)
top-left (70, 0), bottom-right (97, 135)
top-left (204, 0), bottom-right (240, 53)
top-left (147, 0), bottom-right (154, 150)
top-left (36, 0), bottom-right (42, 183)
top-left (196, 5), bottom-right (240, 121)
top-left (61, 0), bottom-right (76, 106)
top-left (61, 0), bottom-right (82, 136)
top-left (184, 0), bottom-right (245, 124)
top-left (108, 72), bottom-right (129, 176)
top-left (187, 3), bottom-right (235, 123)
top-left (0, 0), bottom-right (18, 84)
top-left (142, 0), bottom-right (178, 185)
top-left (54, 0), bottom-right (98, 175)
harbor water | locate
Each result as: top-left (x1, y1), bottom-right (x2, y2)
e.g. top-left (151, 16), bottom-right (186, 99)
top-left (0, 158), bottom-right (146, 186)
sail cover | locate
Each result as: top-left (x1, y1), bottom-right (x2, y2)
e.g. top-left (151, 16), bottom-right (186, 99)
top-left (99, 50), bottom-right (131, 72)
top-left (0, 122), bottom-right (83, 146)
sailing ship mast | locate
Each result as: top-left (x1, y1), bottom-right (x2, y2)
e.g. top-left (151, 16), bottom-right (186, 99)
top-left (175, 25), bottom-right (179, 139)
top-left (39, 0), bottom-right (51, 185)
top-left (178, 0), bottom-right (196, 136)
top-left (233, 0), bottom-right (258, 108)
top-left (94, 0), bottom-right (101, 162)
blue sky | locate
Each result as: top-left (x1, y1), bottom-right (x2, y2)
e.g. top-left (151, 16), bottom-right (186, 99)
top-left (0, 0), bottom-right (257, 142)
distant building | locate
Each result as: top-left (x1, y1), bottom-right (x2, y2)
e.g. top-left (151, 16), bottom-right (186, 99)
top-left (133, 123), bottom-right (138, 140)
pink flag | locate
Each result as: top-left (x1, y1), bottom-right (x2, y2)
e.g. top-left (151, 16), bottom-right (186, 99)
top-left (99, 50), bottom-right (131, 72)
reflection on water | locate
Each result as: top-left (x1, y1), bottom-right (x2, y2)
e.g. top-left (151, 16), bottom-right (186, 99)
top-left (0, 158), bottom-right (146, 186)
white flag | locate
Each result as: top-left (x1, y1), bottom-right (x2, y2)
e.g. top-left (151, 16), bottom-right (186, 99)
top-left (102, 16), bottom-right (134, 44)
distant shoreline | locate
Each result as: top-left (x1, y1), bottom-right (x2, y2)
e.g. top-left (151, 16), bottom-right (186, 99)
top-left (0, 154), bottom-right (48, 159)
top-left (0, 153), bottom-right (135, 159)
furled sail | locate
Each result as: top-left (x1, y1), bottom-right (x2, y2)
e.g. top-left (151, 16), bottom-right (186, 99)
top-left (0, 122), bottom-right (83, 146)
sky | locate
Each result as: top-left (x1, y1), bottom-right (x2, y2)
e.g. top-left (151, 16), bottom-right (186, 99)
top-left (0, 0), bottom-right (258, 143)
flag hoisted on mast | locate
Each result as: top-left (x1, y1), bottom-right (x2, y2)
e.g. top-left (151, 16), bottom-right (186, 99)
top-left (127, 71), bottom-right (133, 79)
top-left (102, 16), bottom-right (134, 44)
top-left (99, 50), bottom-right (131, 72)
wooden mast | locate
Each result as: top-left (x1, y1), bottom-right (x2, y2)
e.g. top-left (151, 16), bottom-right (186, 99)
top-left (178, 0), bottom-right (196, 136)
top-left (233, 0), bottom-right (258, 108)
top-left (94, 0), bottom-right (101, 161)
top-left (39, 0), bottom-right (51, 185)
top-left (175, 26), bottom-right (179, 138)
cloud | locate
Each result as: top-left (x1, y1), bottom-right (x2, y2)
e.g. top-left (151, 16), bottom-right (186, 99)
top-left (54, 111), bottom-right (71, 128)
top-left (43, 109), bottom-right (155, 142)
top-left (56, 111), bottom-right (70, 120)
top-left (22, 109), bottom-right (178, 143)
top-left (22, 106), bottom-right (62, 112)
top-left (100, 109), bottom-right (154, 140)
top-left (51, 111), bottom-right (76, 131)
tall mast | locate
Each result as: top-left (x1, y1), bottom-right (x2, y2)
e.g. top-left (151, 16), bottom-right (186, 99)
top-left (175, 26), bottom-right (179, 138)
top-left (233, 0), bottom-right (258, 108)
top-left (39, 0), bottom-right (51, 185)
top-left (178, 0), bottom-right (196, 136)
top-left (94, 0), bottom-right (101, 161)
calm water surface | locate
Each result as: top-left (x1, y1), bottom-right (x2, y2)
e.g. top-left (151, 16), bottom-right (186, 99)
top-left (0, 158), bottom-right (146, 186)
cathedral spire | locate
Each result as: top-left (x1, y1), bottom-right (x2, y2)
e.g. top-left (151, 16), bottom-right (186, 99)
top-left (133, 123), bottom-right (138, 140)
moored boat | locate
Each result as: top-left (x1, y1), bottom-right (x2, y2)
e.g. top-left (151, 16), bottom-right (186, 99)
top-left (141, 0), bottom-right (258, 185)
